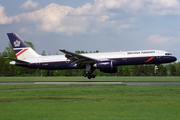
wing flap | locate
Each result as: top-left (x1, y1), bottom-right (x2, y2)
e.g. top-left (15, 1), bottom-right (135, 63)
top-left (59, 49), bottom-right (97, 65)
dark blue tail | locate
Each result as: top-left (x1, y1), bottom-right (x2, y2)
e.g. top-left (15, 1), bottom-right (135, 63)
top-left (7, 33), bottom-right (29, 48)
top-left (7, 33), bottom-right (39, 60)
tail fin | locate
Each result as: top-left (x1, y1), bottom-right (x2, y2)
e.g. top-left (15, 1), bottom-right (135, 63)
top-left (7, 33), bottom-right (40, 60)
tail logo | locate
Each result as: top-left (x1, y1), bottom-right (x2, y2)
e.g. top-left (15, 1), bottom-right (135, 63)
top-left (14, 40), bottom-right (21, 47)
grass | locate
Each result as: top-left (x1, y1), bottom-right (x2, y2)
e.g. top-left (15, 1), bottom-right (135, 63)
top-left (1, 82), bottom-right (180, 119)
top-left (0, 76), bottom-right (180, 81)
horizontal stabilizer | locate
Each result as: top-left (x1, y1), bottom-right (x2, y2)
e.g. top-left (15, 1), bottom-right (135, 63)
top-left (4, 57), bottom-right (29, 65)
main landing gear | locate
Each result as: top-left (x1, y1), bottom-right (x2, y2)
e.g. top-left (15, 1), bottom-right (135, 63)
top-left (83, 64), bottom-right (96, 79)
top-left (83, 72), bottom-right (96, 79)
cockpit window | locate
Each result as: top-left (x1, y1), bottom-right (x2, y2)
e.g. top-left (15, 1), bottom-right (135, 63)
top-left (165, 53), bottom-right (172, 56)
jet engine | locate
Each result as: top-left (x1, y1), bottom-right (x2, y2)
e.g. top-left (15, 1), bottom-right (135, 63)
top-left (94, 60), bottom-right (118, 73)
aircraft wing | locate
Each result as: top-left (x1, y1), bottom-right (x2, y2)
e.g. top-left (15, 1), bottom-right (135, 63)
top-left (59, 49), bottom-right (97, 65)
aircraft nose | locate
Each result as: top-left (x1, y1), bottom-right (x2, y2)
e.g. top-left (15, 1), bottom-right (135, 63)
top-left (171, 56), bottom-right (177, 62)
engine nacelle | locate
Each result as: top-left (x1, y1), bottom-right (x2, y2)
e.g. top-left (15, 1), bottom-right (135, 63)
top-left (94, 60), bottom-right (113, 69)
top-left (94, 60), bottom-right (118, 73)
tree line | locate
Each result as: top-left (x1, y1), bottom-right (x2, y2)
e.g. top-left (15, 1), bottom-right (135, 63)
top-left (0, 42), bottom-right (179, 77)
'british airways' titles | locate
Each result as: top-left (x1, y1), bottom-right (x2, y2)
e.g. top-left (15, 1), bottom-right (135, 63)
top-left (127, 51), bottom-right (155, 55)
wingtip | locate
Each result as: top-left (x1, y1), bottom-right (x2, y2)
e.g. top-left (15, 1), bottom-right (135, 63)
top-left (59, 49), bottom-right (65, 51)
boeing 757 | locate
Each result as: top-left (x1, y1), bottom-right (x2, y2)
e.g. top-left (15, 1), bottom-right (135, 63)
top-left (6, 33), bottom-right (177, 79)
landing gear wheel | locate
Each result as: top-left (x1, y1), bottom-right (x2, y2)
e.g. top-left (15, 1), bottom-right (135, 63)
top-left (87, 74), bottom-right (96, 79)
top-left (83, 73), bottom-right (87, 77)
top-left (83, 72), bottom-right (96, 79)
top-left (91, 74), bottom-right (96, 78)
top-left (88, 75), bottom-right (92, 79)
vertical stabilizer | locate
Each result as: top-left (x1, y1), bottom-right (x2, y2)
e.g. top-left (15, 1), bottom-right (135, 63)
top-left (7, 33), bottom-right (40, 60)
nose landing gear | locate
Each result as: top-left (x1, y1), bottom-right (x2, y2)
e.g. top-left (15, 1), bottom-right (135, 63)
top-left (154, 64), bottom-right (158, 74)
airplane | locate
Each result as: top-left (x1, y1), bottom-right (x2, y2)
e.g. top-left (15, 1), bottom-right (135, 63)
top-left (6, 33), bottom-right (177, 79)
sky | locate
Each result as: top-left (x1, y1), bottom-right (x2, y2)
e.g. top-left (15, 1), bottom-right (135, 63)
top-left (0, 0), bottom-right (180, 61)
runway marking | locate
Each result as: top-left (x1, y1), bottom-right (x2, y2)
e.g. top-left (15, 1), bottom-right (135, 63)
top-left (34, 82), bottom-right (123, 85)
top-left (1, 81), bottom-right (180, 85)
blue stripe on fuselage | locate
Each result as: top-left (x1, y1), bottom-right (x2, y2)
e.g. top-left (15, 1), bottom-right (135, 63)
top-left (28, 61), bottom-right (80, 70)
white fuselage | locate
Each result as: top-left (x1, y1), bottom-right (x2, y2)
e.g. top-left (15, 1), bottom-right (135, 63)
top-left (22, 50), bottom-right (172, 64)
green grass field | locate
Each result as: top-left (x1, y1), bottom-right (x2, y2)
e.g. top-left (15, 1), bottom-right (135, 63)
top-left (0, 76), bottom-right (180, 81)
top-left (0, 77), bottom-right (180, 120)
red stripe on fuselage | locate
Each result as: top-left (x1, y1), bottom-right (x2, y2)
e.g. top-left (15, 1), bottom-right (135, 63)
top-left (146, 57), bottom-right (154, 62)
top-left (16, 49), bottom-right (28, 57)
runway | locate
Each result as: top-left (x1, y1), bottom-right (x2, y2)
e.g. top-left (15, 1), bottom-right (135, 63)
top-left (1, 81), bottom-right (180, 85)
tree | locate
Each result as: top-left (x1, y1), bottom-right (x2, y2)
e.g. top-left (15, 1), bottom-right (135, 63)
top-left (1, 41), bottom-right (37, 76)
top-left (0, 52), bottom-right (3, 76)
top-left (156, 64), bottom-right (167, 76)
top-left (175, 62), bottom-right (180, 76)
top-left (138, 65), bottom-right (146, 76)
top-left (132, 65), bottom-right (139, 76)
top-left (122, 66), bottom-right (130, 76)
top-left (170, 64), bottom-right (176, 76)
top-left (146, 65), bottom-right (154, 76)
top-left (3, 43), bottom-right (16, 58)
top-left (25, 41), bottom-right (35, 50)
top-left (41, 50), bottom-right (46, 56)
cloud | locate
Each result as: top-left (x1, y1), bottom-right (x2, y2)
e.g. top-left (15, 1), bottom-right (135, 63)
top-left (20, 0), bottom-right (39, 11)
top-left (2, 0), bottom-right (180, 34)
top-left (145, 34), bottom-right (180, 52)
top-left (146, 0), bottom-right (180, 15)
top-left (145, 34), bottom-right (176, 49)
top-left (0, 5), bottom-right (13, 25)
top-left (149, 0), bottom-right (178, 7)
top-left (96, 0), bottom-right (143, 11)
top-left (16, 3), bottom-right (82, 33)
top-left (95, 0), bottom-right (180, 15)
top-left (14, 3), bottom-right (116, 35)
top-left (146, 34), bottom-right (171, 44)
